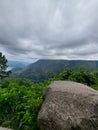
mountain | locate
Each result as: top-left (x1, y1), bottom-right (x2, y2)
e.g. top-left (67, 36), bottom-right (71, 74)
top-left (18, 60), bottom-right (69, 82)
top-left (8, 60), bottom-right (31, 71)
top-left (15, 59), bottom-right (98, 82)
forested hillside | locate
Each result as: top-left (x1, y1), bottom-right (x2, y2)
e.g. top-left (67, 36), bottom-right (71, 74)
top-left (13, 59), bottom-right (98, 82)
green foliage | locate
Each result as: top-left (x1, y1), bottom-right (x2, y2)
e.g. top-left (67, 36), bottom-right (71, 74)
top-left (55, 68), bottom-right (73, 80)
top-left (0, 78), bottom-right (50, 130)
top-left (55, 67), bottom-right (98, 89)
top-left (68, 67), bottom-right (96, 86)
top-left (0, 52), bottom-right (11, 80)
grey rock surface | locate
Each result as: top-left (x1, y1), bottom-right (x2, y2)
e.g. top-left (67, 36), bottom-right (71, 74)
top-left (0, 127), bottom-right (11, 130)
top-left (38, 81), bottom-right (98, 130)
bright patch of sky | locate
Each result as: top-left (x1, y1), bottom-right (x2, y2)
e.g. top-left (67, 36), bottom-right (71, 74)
top-left (0, 0), bottom-right (98, 61)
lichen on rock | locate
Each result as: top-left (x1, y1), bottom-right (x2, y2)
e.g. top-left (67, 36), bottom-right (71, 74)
top-left (37, 81), bottom-right (98, 130)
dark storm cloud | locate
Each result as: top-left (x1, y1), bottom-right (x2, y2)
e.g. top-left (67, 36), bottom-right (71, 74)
top-left (0, 0), bottom-right (98, 61)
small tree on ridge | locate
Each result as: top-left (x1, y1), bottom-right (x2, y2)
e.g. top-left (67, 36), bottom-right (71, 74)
top-left (0, 52), bottom-right (11, 79)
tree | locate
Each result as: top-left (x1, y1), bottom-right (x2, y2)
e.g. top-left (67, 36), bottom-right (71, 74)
top-left (0, 52), bottom-right (11, 79)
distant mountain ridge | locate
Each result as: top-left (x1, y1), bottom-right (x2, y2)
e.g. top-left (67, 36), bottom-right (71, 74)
top-left (8, 60), bottom-right (31, 68)
top-left (14, 59), bottom-right (98, 82)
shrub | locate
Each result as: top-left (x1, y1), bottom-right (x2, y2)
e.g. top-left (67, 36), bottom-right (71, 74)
top-left (0, 78), bottom-right (50, 130)
top-left (68, 67), bottom-right (96, 86)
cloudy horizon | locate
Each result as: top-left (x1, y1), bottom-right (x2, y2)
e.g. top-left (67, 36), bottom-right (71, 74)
top-left (0, 0), bottom-right (98, 61)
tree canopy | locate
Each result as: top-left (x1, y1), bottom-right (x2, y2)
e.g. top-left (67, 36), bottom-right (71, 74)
top-left (0, 52), bottom-right (11, 79)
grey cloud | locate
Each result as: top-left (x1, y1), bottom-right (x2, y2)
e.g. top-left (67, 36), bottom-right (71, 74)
top-left (0, 0), bottom-right (98, 61)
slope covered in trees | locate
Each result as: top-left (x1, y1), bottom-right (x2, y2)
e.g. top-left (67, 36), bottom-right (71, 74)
top-left (13, 59), bottom-right (98, 82)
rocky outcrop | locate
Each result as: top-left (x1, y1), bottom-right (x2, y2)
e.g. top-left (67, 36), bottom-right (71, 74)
top-left (37, 81), bottom-right (98, 130)
top-left (0, 127), bottom-right (11, 130)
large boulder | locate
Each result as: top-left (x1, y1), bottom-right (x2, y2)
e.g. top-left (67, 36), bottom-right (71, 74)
top-left (37, 81), bottom-right (98, 130)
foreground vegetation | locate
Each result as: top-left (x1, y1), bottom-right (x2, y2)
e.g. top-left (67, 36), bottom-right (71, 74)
top-left (0, 78), bottom-right (50, 130)
top-left (0, 68), bottom-right (98, 130)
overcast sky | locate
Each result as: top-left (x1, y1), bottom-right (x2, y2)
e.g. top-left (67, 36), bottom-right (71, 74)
top-left (0, 0), bottom-right (98, 61)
